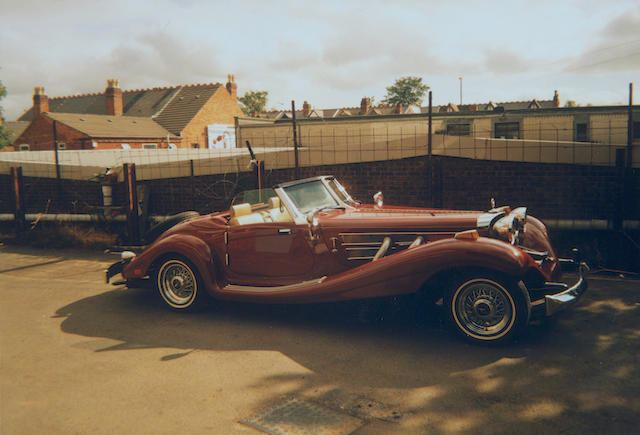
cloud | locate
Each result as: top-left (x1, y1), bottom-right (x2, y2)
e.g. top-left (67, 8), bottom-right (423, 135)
top-left (1, 30), bottom-right (226, 119)
top-left (482, 48), bottom-right (535, 74)
top-left (563, 8), bottom-right (640, 73)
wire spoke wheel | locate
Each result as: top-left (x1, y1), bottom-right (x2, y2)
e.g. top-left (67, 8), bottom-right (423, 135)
top-left (450, 278), bottom-right (518, 342)
top-left (157, 259), bottom-right (198, 308)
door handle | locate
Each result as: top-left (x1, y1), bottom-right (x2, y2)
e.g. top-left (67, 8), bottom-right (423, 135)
top-left (278, 228), bottom-right (292, 235)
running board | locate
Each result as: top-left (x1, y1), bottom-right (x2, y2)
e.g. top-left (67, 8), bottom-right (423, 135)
top-left (223, 276), bottom-right (327, 293)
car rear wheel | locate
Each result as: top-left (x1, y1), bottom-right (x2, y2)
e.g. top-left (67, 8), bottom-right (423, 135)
top-left (155, 256), bottom-right (203, 310)
top-left (446, 276), bottom-right (526, 343)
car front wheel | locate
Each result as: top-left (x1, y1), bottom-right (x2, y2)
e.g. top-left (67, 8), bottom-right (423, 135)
top-left (447, 276), bottom-right (526, 343)
top-left (156, 256), bottom-right (203, 310)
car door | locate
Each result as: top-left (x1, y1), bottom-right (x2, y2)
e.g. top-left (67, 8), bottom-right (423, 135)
top-left (226, 221), bottom-right (315, 285)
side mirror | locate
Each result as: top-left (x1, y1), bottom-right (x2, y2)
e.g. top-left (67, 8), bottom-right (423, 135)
top-left (373, 191), bottom-right (383, 208)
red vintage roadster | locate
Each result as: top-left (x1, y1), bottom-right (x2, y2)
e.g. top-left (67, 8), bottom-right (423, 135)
top-left (107, 175), bottom-right (587, 343)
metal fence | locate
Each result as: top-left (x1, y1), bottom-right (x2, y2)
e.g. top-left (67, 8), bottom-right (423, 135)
top-left (1, 124), bottom-right (638, 184)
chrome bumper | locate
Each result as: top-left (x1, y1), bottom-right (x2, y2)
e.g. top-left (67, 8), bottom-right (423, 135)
top-left (542, 261), bottom-right (589, 316)
top-left (105, 251), bottom-right (136, 284)
top-left (105, 260), bottom-right (127, 284)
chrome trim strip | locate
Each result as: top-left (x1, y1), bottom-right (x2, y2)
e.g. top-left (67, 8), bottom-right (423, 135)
top-left (477, 212), bottom-right (502, 229)
top-left (224, 276), bottom-right (327, 293)
top-left (339, 231), bottom-right (452, 237)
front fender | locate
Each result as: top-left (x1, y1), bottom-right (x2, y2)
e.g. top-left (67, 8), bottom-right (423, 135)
top-left (334, 236), bottom-right (538, 300)
top-left (215, 236), bottom-right (539, 304)
top-left (122, 234), bottom-right (220, 293)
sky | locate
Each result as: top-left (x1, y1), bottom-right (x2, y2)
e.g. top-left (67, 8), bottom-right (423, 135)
top-left (1, 0), bottom-right (639, 120)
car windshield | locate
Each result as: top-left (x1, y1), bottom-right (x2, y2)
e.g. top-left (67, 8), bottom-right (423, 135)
top-left (282, 180), bottom-right (340, 215)
top-left (326, 178), bottom-right (357, 205)
top-left (231, 188), bottom-right (276, 207)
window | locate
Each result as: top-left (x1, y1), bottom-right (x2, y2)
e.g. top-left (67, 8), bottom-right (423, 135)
top-left (575, 123), bottom-right (588, 142)
top-left (57, 142), bottom-right (66, 150)
top-left (142, 143), bottom-right (157, 149)
top-left (446, 123), bottom-right (471, 136)
top-left (494, 122), bottom-right (520, 139)
top-left (19, 144), bottom-right (30, 151)
top-left (192, 143), bottom-right (200, 149)
top-left (634, 121), bottom-right (640, 140)
top-left (121, 143), bottom-right (131, 150)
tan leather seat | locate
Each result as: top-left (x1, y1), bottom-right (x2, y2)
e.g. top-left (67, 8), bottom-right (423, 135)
top-left (267, 197), bottom-right (292, 223)
top-left (229, 203), bottom-right (264, 226)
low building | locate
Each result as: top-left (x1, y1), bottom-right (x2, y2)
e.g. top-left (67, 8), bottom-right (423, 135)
top-left (15, 76), bottom-right (243, 150)
top-left (238, 91), bottom-right (640, 168)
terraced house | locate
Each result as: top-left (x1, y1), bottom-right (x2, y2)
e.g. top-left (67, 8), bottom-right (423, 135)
top-left (15, 76), bottom-right (243, 150)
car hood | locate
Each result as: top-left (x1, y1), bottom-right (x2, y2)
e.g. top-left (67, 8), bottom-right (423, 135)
top-left (318, 206), bottom-right (484, 233)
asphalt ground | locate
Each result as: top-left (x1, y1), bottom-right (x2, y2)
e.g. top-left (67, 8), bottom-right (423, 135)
top-left (1, 245), bottom-right (639, 434)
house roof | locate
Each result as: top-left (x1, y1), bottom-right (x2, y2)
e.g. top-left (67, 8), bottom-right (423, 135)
top-left (253, 96), bottom-right (557, 120)
top-left (45, 113), bottom-right (174, 139)
top-left (18, 83), bottom-right (223, 135)
top-left (3, 121), bottom-right (30, 140)
top-left (153, 84), bottom-right (222, 135)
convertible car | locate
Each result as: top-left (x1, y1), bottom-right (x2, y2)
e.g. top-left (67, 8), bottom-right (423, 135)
top-left (107, 175), bottom-right (588, 343)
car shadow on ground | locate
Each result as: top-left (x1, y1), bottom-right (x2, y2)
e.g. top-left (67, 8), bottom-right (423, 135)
top-left (54, 286), bottom-right (531, 388)
top-left (54, 279), bottom-right (640, 432)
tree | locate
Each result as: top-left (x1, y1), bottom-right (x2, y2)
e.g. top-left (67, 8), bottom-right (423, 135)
top-left (238, 90), bottom-right (268, 116)
top-left (382, 76), bottom-right (429, 106)
top-left (0, 79), bottom-right (11, 149)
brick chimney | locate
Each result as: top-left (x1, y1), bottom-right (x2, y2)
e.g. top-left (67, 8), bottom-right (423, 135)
top-left (302, 101), bottom-right (311, 116)
top-left (360, 97), bottom-right (370, 114)
top-left (226, 74), bottom-right (237, 100)
top-left (33, 87), bottom-right (49, 118)
top-left (394, 103), bottom-right (403, 114)
top-left (553, 90), bottom-right (559, 108)
top-left (105, 79), bottom-right (123, 116)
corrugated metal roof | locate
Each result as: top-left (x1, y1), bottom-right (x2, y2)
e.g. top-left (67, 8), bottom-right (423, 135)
top-left (45, 113), bottom-right (173, 138)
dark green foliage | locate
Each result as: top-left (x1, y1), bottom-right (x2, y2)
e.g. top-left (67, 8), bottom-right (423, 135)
top-left (382, 76), bottom-right (430, 107)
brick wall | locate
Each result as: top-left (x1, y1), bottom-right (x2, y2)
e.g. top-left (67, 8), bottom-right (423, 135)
top-left (141, 155), bottom-right (637, 221)
top-left (16, 115), bottom-right (91, 151)
top-left (2, 156), bottom-right (638, 221)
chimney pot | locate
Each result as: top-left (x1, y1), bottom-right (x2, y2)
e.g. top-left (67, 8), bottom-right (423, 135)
top-left (302, 101), bottom-right (311, 116)
top-left (394, 103), bottom-right (402, 114)
top-left (105, 79), bottom-right (123, 116)
top-left (360, 97), bottom-right (370, 114)
top-left (226, 73), bottom-right (237, 100)
top-left (33, 86), bottom-right (49, 117)
top-left (553, 90), bottom-right (559, 108)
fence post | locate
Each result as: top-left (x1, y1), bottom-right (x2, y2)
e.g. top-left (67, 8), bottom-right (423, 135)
top-left (52, 120), bottom-right (62, 203)
top-left (124, 163), bottom-right (140, 245)
top-left (255, 160), bottom-right (265, 200)
top-left (190, 159), bottom-right (196, 211)
top-left (291, 100), bottom-right (300, 179)
top-left (427, 91), bottom-right (433, 206)
top-left (11, 166), bottom-right (26, 233)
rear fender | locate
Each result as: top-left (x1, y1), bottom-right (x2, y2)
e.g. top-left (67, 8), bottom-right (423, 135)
top-left (122, 234), bottom-right (220, 293)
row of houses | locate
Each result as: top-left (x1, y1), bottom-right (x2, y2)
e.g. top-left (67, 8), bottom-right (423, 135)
top-left (3, 76), bottom-right (243, 151)
top-left (2, 78), bottom-right (639, 163)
